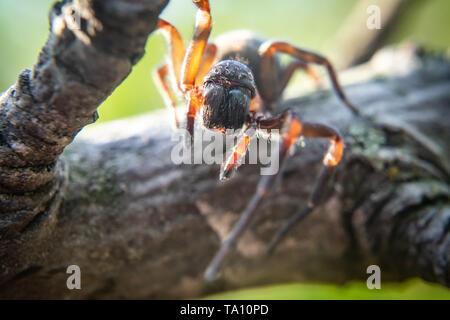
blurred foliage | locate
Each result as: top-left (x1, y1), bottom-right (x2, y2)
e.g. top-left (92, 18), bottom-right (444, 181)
top-left (205, 279), bottom-right (450, 300)
top-left (0, 0), bottom-right (449, 299)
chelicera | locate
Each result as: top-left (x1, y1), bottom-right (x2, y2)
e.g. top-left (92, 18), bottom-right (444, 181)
top-left (153, 0), bottom-right (359, 281)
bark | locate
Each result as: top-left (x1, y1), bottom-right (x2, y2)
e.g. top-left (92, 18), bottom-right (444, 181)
top-left (0, 0), bottom-right (449, 299)
top-left (0, 0), bottom-right (167, 239)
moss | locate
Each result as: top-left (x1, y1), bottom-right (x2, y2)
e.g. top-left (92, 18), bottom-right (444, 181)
top-left (66, 157), bottom-right (124, 206)
top-left (349, 123), bottom-right (386, 157)
top-left (386, 166), bottom-right (400, 180)
top-left (347, 124), bottom-right (433, 182)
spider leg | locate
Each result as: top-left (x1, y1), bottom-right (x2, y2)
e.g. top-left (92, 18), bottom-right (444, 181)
top-left (267, 165), bottom-right (335, 255)
top-left (257, 58), bottom-right (321, 108)
top-left (181, 0), bottom-right (212, 141)
top-left (195, 43), bottom-right (217, 87)
top-left (188, 43), bottom-right (217, 140)
top-left (204, 110), bottom-right (304, 281)
top-left (205, 176), bottom-right (274, 282)
top-left (154, 19), bottom-right (186, 129)
top-left (185, 88), bottom-right (203, 147)
top-left (186, 43), bottom-right (216, 145)
top-left (220, 123), bottom-right (256, 181)
top-left (156, 19), bottom-right (185, 90)
top-left (259, 41), bottom-right (359, 115)
top-left (279, 60), bottom-right (322, 93)
top-left (181, 0), bottom-right (211, 90)
top-left (204, 111), bottom-right (344, 281)
top-left (153, 64), bottom-right (179, 128)
top-left (266, 121), bottom-right (344, 254)
top-left (185, 43), bottom-right (216, 146)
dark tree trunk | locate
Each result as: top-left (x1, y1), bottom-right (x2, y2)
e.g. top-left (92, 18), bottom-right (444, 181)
top-left (0, 0), bottom-right (449, 299)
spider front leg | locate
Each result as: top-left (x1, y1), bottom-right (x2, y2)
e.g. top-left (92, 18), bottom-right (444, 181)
top-left (154, 19), bottom-right (186, 128)
top-left (195, 43), bottom-right (218, 87)
top-left (220, 123), bottom-right (257, 181)
top-left (204, 110), bottom-right (303, 281)
top-left (204, 110), bottom-right (344, 281)
top-left (153, 64), bottom-right (179, 128)
top-left (185, 43), bottom-right (217, 145)
top-left (181, 0), bottom-right (212, 142)
top-left (185, 88), bottom-right (203, 146)
top-left (259, 41), bottom-right (360, 115)
top-left (180, 0), bottom-right (211, 91)
top-left (155, 1), bottom-right (213, 144)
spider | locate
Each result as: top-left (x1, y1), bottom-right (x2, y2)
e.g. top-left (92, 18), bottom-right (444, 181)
top-left (153, 0), bottom-right (359, 281)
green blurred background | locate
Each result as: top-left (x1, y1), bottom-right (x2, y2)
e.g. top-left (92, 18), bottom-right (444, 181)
top-left (0, 0), bottom-right (449, 299)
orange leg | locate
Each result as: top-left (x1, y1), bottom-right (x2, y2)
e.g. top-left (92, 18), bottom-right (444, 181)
top-left (156, 19), bottom-right (185, 90)
top-left (185, 87), bottom-right (204, 146)
top-left (301, 122), bottom-right (343, 167)
top-left (180, 0), bottom-right (212, 91)
top-left (259, 41), bottom-right (359, 115)
top-left (204, 109), bottom-right (343, 281)
top-left (195, 43), bottom-right (217, 87)
top-left (220, 124), bottom-right (256, 181)
top-left (186, 43), bottom-right (218, 141)
top-left (180, 0), bottom-right (212, 143)
top-left (156, 1), bottom-right (213, 143)
top-left (266, 120), bottom-right (343, 254)
top-left (153, 64), bottom-right (179, 128)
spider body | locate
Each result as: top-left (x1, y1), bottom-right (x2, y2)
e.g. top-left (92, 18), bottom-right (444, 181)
top-left (202, 60), bottom-right (255, 131)
top-left (153, 0), bottom-right (359, 281)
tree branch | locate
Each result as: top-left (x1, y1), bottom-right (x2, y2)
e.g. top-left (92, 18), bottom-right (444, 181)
top-left (0, 0), bottom-right (168, 237)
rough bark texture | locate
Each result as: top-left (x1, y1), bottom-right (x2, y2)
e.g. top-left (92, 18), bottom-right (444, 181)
top-left (0, 0), bottom-right (168, 238)
top-left (0, 0), bottom-right (449, 299)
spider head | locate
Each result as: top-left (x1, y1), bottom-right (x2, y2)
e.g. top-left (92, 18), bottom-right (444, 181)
top-left (202, 60), bottom-right (256, 132)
